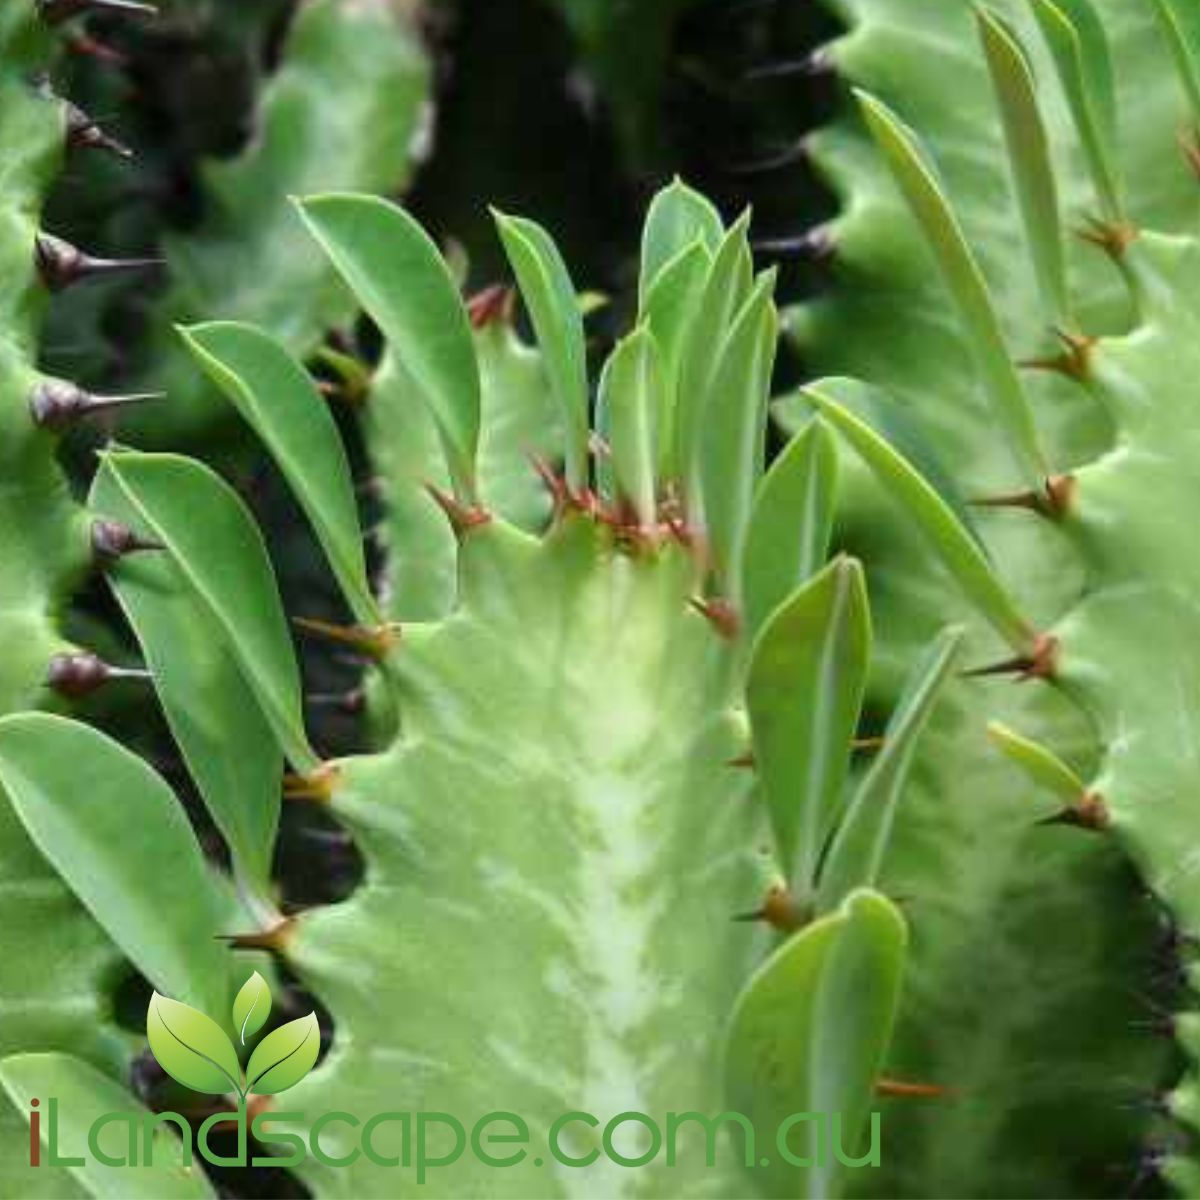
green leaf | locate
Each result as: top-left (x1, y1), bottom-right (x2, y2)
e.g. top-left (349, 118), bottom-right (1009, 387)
top-left (102, 451), bottom-right (318, 774)
top-left (747, 557), bottom-right (871, 897)
top-left (1028, 0), bottom-right (1121, 219)
top-left (791, 377), bottom-right (984, 550)
top-left (987, 720), bottom-right (1086, 804)
top-left (977, 8), bottom-right (1069, 325)
top-left (596, 327), bottom-right (662, 525)
top-left (1151, 0), bottom-right (1200, 124)
top-left (0, 715), bottom-right (230, 1015)
top-left (639, 178), bottom-right (724, 302)
top-left (297, 193), bottom-right (480, 501)
top-left (493, 210), bottom-right (590, 492)
top-left (0, 1053), bottom-right (216, 1197)
top-left (244, 1013), bottom-right (320, 1095)
top-left (89, 463), bottom-right (281, 897)
top-left (818, 627), bottom-right (963, 910)
top-left (672, 210), bottom-right (753, 490)
top-left (805, 381), bottom-right (1034, 652)
top-left (148, 993), bottom-right (242, 1097)
top-left (741, 419), bottom-right (838, 645)
top-left (700, 271), bottom-right (778, 599)
top-left (855, 90), bottom-right (1048, 486)
top-left (640, 240), bottom-right (712, 471)
top-left (179, 321), bottom-right (380, 627)
top-left (725, 889), bottom-right (906, 1199)
top-left (232, 971), bottom-right (272, 1046)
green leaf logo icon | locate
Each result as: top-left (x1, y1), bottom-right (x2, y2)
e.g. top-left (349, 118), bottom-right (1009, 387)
top-left (232, 970), bottom-right (271, 1045)
top-left (147, 992), bottom-right (241, 1096)
top-left (244, 1012), bottom-right (320, 1095)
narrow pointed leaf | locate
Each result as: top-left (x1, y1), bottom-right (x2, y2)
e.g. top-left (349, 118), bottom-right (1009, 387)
top-left (788, 377), bottom-right (984, 548)
top-left (232, 971), bottom-right (272, 1045)
top-left (245, 1012), bottom-right (320, 1095)
top-left (90, 463), bottom-right (282, 896)
top-left (747, 557), bottom-right (871, 896)
top-left (977, 8), bottom-right (1069, 324)
top-left (639, 178), bottom-right (724, 302)
top-left (0, 1054), bottom-right (217, 1197)
top-left (987, 721), bottom-right (1087, 804)
top-left (597, 327), bottom-right (662, 524)
top-left (742, 418), bottom-right (839, 644)
top-left (493, 210), bottom-right (590, 491)
top-left (0, 715), bottom-right (230, 1014)
top-left (805, 382), bottom-right (1034, 652)
top-left (672, 211), bottom-right (754, 491)
top-left (1152, 0), bottom-right (1200, 124)
top-left (818, 627), bottom-right (963, 910)
top-left (102, 451), bottom-right (318, 773)
top-left (856, 91), bottom-right (1047, 485)
top-left (1029, 0), bottom-right (1122, 219)
top-left (641, 240), bottom-right (711, 464)
top-left (700, 273), bottom-right (779, 599)
top-left (297, 194), bottom-right (480, 501)
top-left (147, 993), bottom-right (242, 1097)
top-left (180, 322), bottom-right (380, 626)
top-left (725, 889), bottom-right (906, 1199)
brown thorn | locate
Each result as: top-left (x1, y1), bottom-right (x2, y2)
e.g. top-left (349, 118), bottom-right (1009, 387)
top-left (1038, 790), bottom-right (1110, 833)
top-left (970, 473), bottom-right (1075, 519)
top-left (65, 102), bottom-right (132, 159)
top-left (466, 284), bottom-right (514, 329)
top-left (424, 483), bottom-right (492, 537)
top-left (727, 751), bottom-right (755, 769)
top-left (283, 763), bottom-right (343, 804)
top-left (963, 633), bottom-right (1058, 681)
top-left (530, 452), bottom-right (571, 511)
top-left (733, 885), bottom-right (806, 932)
top-left (1044, 474), bottom-right (1076, 516)
top-left (1076, 216), bottom-right (1138, 260)
top-left (1019, 328), bottom-right (1096, 382)
top-left (91, 519), bottom-right (163, 562)
top-left (853, 736), bottom-right (885, 752)
top-left (220, 915), bottom-right (297, 952)
top-left (689, 596), bottom-right (740, 639)
top-left (29, 379), bottom-right (162, 431)
top-left (46, 651), bottom-right (149, 698)
top-left (876, 1078), bottom-right (951, 1100)
top-left (971, 488), bottom-right (1044, 514)
top-left (664, 512), bottom-right (695, 549)
top-left (292, 617), bottom-right (399, 661)
top-left (36, 233), bottom-right (162, 292)
top-left (39, 0), bottom-right (157, 22)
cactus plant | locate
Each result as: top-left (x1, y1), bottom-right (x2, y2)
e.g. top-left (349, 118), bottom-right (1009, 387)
top-left (0, 183), bottom-right (963, 1197)
top-left (783, 0), bottom-right (1200, 1193)
top-left (0, 3), bottom-right (218, 1195)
